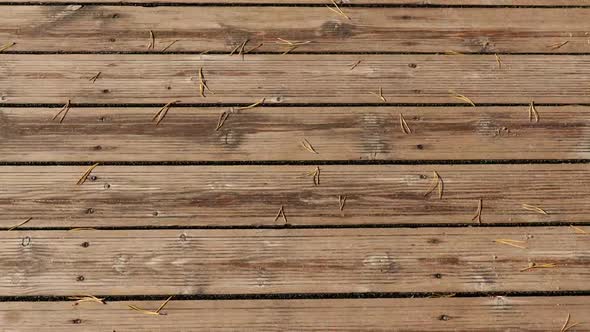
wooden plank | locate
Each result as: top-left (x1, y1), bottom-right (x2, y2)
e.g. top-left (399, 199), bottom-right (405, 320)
top-left (2, 227), bottom-right (590, 295)
top-left (2, 0), bottom-right (588, 5)
top-left (2, 54), bottom-right (590, 104)
top-left (1, 6), bottom-right (587, 53)
top-left (0, 297), bottom-right (587, 331)
top-left (0, 164), bottom-right (588, 228)
top-left (1, 106), bottom-right (588, 162)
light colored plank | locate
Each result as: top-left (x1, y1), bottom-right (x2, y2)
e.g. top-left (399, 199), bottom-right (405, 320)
top-left (0, 6), bottom-right (586, 53)
top-left (0, 164), bottom-right (588, 227)
top-left (2, 54), bottom-right (590, 104)
top-left (2, 227), bottom-right (590, 295)
top-left (0, 297), bottom-right (587, 331)
top-left (1, 106), bottom-right (588, 162)
top-left (2, 0), bottom-right (588, 5)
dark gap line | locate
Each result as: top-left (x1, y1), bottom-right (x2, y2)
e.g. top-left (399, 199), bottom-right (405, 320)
top-left (1, 3), bottom-right (590, 8)
top-left (5, 51), bottom-right (590, 55)
top-left (5, 221), bottom-right (590, 231)
top-left (2, 290), bottom-right (590, 303)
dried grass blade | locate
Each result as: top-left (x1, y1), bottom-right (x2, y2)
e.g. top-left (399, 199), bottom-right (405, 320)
top-left (494, 239), bottom-right (527, 249)
top-left (216, 108), bottom-right (233, 131)
top-left (399, 113), bottom-right (412, 134)
top-left (522, 203), bottom-right (548, 215)
top-left (198, 67), bottom-right (214, 97)
top-left (7, 217), bottom-right (32, 231)
top-left (89, 72), bottom-right (101, 83)
top-left (327, 0), bottom-right (351, 20)
top-left (495, 54), bottom-right (503, 69)
top-left (370, 87), bottom-right (386, 102)
top-left (155, 296), bottom-right (173, 314)
top-left (274, 205), bottom-right (287, 223)
top-left (570, 225), bottom-right (589, 235)
top-left (561, 314), bottom-right (571, 332)
top-left (300, 139), bottom-right (318, 154)
top-left (548, 41), bottom-right (569, 50)
top-left (147, 30), bottom-right (155, 50)
top-left (128, 304), bottom-right (162, 316)
top-left (307, 166), bottom-right (321, 186)
top-left (528, 101), bottom-right (540, 123)
top-left (423, 171), bottom-right (443, 199)
top-left (161, 40), bottom-right (179, 52)
top-left (77, 163), bottom-right (100, 185)
top-left (236, 98), bottom-right (265, 111)
top-left (349, 60), bottom-right (361, 70)
top-left (245, 43), bottom-right (263, 54)
top-left (338, 195), bottom-right (347, 211)
top-left (0, 42), bottom-right (15, 52)
top-left (152, 100), bottom-right (180, 125)
top-left (52, 100), bottom-right (71, 123)
top-left (69, 295), bottom-right (106, 305)
top-left (444, 50), bottom-right (463, 55)
top-left (472, 199), bottom-right (482, 224)
top-left (449, 90), bottom-right (475, 107)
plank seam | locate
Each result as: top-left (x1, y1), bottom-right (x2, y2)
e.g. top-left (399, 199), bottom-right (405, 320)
top-left (2, 3), bottom-right (590, 8)
top-left (5, 51), bottom-right (590, 55)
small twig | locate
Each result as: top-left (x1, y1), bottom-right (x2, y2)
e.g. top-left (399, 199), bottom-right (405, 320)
top-left (274, 205), bottom-right (288, 223)
top-left (68, 295), bottom-right (107, 305)
top-left (494, 54), bottom-right (503, 69)
top-left (528, 101), bottom-right (540, 123)
top-left (570, 225), bottom-right (589, 235)
top-left (449, 90), bottom-right (476, 107)
top-left (88, 72), bottom-right (101, 83)
top-left (161, 40), bottom-right (179, 52)
top-left (147, 30), bottom-right (155, 50)
top-left (236, 98), bottom-right (265, 111)
top-left (494, 239), bottom-right (527, 249)
top-left (399, 113), bottom-right (412, 134)
top-left (300, 138), bottom-right (318, 154)
top-left (216, 108), bottom-right (234, 131)
top-left (547, 41), bottom-right (569, 50)
top-left (349, 60), bottom-right (361, 70)
top-left (128, 296), bottom-right (173, 316)
top-left (370, 87), bottom-right (386, 102)
top-left (522, 203), bottom-right (548, 215)
top-left (338, 195), bottom-right (347, 211)
top-left (52, 100), bottom-right (71, 123)
top-left (520, 262), bottom-right (557, 272)
top-left (152, 100), bottom-right (180, 125)
top-left (326, 0), bottom-right (351, 20)
top-left (423, 171), bottom-right (443, 199)
top-left (7, 217), bottom-right (32, 231)
top-left (307, 166), bottom-right (321, 186)
top-left (0, 42), bottom-right (15, 52)
top-left (472, 199), bottom-right (483, 224)
top-left (198, 67), bottom-right (214, 98)
top-left (77, 163), bottom-right (100, 185)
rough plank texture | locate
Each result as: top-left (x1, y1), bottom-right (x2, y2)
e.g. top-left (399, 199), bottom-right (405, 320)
top-left (3, 0), bottom-right (588, 5)
top-left (0, 297), bottom-right (587, 331)
top-left (2, 227), bottom-right (590, 295)
top-left (2, 54), bottom-right (590, 104)
top-left (1, 106), bottom-right (588, 162)
top-left (0, 164), bottom-right (588, 227)
top-left (1, 6), bottom-right (587, 53)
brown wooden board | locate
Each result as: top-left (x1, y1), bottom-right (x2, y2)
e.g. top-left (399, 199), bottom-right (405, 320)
top-left (2, 227), bottom-right (589, 296)
top-left (0, 297), bottom-right (587, 331)
top-left (2, 0), bottom-right (588, 5)
top-left (0, 164), bottom-right (587, 228)
top-left (0, 6), bottom-right (587, 53)
top-left (0, 106), bottom-right (588, 162)
top-left (2, 54), bottom-right (590, 104)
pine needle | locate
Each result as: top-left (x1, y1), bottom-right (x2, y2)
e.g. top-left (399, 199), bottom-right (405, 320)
top-left (245, 43), bottom-right (263, 54)
top-left (0, 42), bottom-right (15, 52)
top-left (199, 67), bottom-right (214, 98)
top-left (494, 239), bottom-right (527, 249)
top-left (399, 113), bottom-right (412, 134)
top-left (300, 138), bottom-right (318, 154)
top-left (161, 40), bottom-right (179, 52)
top-left (520, 262), bottom-right (557, 272)
top-left (276, 38), bottom-right (311, 54)
top-left (68, 295), bottom-right (106, 305)
top-left (326, 0), bottom-right (351, 20)
top-left (238, 39), bottom-right (249, 60)
top-left (370, 87), bottom-right (386, 102)
top-left (216, 108), bottom-right (234, 131)
top-left (128, 296), bottom-right (173, 316)
top-left (528, 101), bottom-right (540, 123)
top-left (89, 72), bottom-right (101, 83)
top-left (561, 313), bottom-right (572, 332)
top-left (570, 225), bottom-right (589, 235)
top-left (274, 205), bottom-right (287, 223)
top-left (152, 100), bottom-right (180, 125)
top-left (307, 166), bottom-right (321, 186)
top-left (522, 203), bottom-right (548, 215)
top-left (147, 30), bottom-right (155, 50)
top-left (444, 50), bottom-right (463, 55)
top-left (548, 41), bottom-right (569, 50)
top-left (236, 98), bottom-right (265, 111)
top-left (494, 54), bottom-right (503, 69)
top-left (349, 60), bottom-right (361, 70)
top-left (77, 163), bottom-right (100, 185)
top-left (338, 195), bottom-right (347, 211)
top-left (7, 217), bottom-right (32, 231)
top-left (423, 171), bottom-right (443, 199)
top-left (472, 199), bottom-right (483, 224)
top-left (52, 100), bottom-right (71, 123)
top-left (449, 90), bottom-right (476, 107)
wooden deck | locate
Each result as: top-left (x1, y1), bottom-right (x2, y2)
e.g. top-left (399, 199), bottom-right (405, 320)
top-left (0, 1), bottom-right (589, 331)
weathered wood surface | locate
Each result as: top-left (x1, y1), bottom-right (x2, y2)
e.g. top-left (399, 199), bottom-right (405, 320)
top-left (0, 164), bottom-right (588, 227)
top-left (1, 297), bottom-right (587, 331)
top-left (1, 106), bottom-right (588, 162)
top-left (2, 227), bottom-right (589, 295)
top-left (3, 0), bottom-right (588, 5)
top-left (0, 6), bottom-right (587, 53)
top-left (2, 54), bottom-right (590, 104)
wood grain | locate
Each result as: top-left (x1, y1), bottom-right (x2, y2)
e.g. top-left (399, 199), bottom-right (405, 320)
top-left (2, 54), bottom-right (590, 104)
top-left (2, 0), bottom-right (587, 5)
top-left (1, 6), bottom-right (587, 53)
top-left (0, 297), bottom-right (587, 331)
top-left (2, 227), bottom-right (590, 295)
top-left (0, 164), bottom-right (587, 227)
top-left (1, 106), bottom-right (588, 162)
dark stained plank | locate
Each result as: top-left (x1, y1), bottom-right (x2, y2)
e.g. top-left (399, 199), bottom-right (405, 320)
top-left (2, 227), bottom-right (589, 295)
top-left (0, 6), bottom-right (586, 53)
top-left (0, 106), bottom-right (588, 162)
top-left (0, 297), bottom-right (587, 331)
top-left (0, 164), bottom-right (587, 227)
top-left (2, 54), bottom-right (590, 104)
